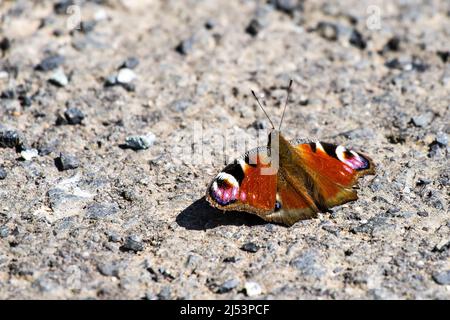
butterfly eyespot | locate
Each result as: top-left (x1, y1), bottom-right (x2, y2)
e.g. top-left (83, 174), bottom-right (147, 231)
top-left (209, 173), bottom-right (240, 206)
top-left (336, 146), bottom-right (370, 171)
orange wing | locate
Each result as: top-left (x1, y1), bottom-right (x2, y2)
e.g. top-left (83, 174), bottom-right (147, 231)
top-left (206, 147), bottom-right (277, 217)
top-left (292, 140), bottom-right (375, 208)
top-left (267, 138), bottom-right (375, 226)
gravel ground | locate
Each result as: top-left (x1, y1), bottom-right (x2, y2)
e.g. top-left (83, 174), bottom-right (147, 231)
top-left (0, 0), bottom-right (449, 299)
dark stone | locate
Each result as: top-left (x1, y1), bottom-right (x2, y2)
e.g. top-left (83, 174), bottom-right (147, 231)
top-left (120, 57), bottom-right (139, 69)
top-left (18, 95), bottom-right (32, 107)
top-left (223, 256), bottom-right (238, 263)
top-left (121, 82), bottom-right (135, 92)
top-left (85, 203), bottom-right (118, 220)
top-left (175, 37), bottom-right (194, 55)
top-left (349, 29), bottom-right (367, 50)
top-left (416, 178), bottom-right (432, 186)
top-left (417, 211), bottom-right (428, 217)
top-left (241, 242), bottom-right (259, 253)
top-left (80, 20), bottom-right (96, 34)
top-left (245, 19), bottom-right (263, 37)
top-left (54, 1), bottom-right (74, 15)
top-left (38, 145), bottom-right (55, 156)
top-left (273, 0), bottom-right (301, 14)
top-left (217, 279), bottom-right (239, 294)
top-left (0, 130), bottom-right (21, 148)
top-left (0, 37), bottom-right (11, 52)
top-left (121, 235), bottom-right (144, 252)
top-left (204, 20), bottom-right (215, 30)
top-left (250, 120), bottom-right (266, 130)
top-left (1, 89), bottom-right (15, 99)
top-left (385, 58), bottom-right (403, 70)
top-left (432, 270), bottom-right (450, 285)
top-left (55, 153), bottom-right (80, 171)
top-left (0, 167), bottom-right (6, 180)
top-left (317, 22), bottom-right (338, 41)
top-left (384, 36), bottom-right (401, 52)
top-left (35, 55), bottom-right (65, 72)
top-left (437, 51), bottom-right (450, 63)
top-left (64, 107), bottom-right (85, 125)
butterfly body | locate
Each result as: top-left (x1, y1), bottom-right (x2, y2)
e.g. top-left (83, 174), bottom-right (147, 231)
top-left (206, 130), bottom-right (375, 226)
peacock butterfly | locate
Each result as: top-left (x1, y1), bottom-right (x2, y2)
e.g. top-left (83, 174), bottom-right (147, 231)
top-left (206, 80), bottom-right (375, 226)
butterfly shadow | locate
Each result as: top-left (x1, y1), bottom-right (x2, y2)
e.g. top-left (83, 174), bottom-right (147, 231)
top-left (176, 197), bottom-right (266, 230)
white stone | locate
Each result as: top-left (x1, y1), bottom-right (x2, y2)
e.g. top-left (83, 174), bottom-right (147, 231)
top-left (20, 149), bottom-right (39, 161)
top-left (117, 68), bottom-right (136, 84)
top-left (244, 281), bottom-right (262, 297)
top-left (49, 68), bottom-right (69, 87)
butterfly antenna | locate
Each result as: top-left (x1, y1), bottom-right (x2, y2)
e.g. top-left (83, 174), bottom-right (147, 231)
top-left (278, 79), bottom-right (293, 131)
top-left (251, 90), bottom-right (275, 129)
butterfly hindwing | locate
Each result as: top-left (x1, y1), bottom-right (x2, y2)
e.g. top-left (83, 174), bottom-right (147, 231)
top-left (290, 140), bottom-right (374, 209)
top-left (206, 147), bottom-right (277, 216)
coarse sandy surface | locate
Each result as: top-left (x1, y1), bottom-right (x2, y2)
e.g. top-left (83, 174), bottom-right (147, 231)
top-left (0, 0), bottom-right (449, 299)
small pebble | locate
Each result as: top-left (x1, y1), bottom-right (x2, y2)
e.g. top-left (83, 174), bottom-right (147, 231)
top-left (244, 281), bottom-right (262, 297)
top-left (20, 148), bottom-right (39, 161)
top-left (104, 75), bottom-right (117, 87)
top-left (0, 167), bottom-right (7, 180)
top-left (0, 71), bottom-right (9, 80)
top-left (384, 36), bottom-right (401, 52)
top-left (273, 0), bottom-right (300, 14)
top-left (0, 225), bottom-right (9, 238)
top-left (251, 120), bottom-right (266, 130)
top-left (437, 51), bottom-right (449, 63)
top-left (1, 89), bottom-right (15, 99)
top-left (170, 99), bottom-right (192, 112)
top-left (157, 286), bottom-right (171, 300)
top-left (64, 107), bottom-right (85, 125)
top-left (435, 132), bottom-right (448, 146)
top-left (217, 279), bottom-right (239, 294)
top-left (55, 153), bottom-right (80, 171)
top-left (245, 19), bottom-right (263, 37)
top-left (19, 95), bottom-right (32, 107)
top-left (49, 68), bottom-right (69, 87)
top-left (116, 68), bottom-right (136, 84)
top-left (411, 114), bottom-right (433, 127)
top-left (204, 20), bottom-right (215, 30)
top-left (317, 22), bottom-right (339, 41)
top-left (0, 130), bottom-right (21, 148)
top-left (85, 203), bottom-right (118, 220)
top-left (35, 55), bottom-right (65, 72)
top-left (120, 57), bottom-right (139, 69)
top-left (124, 132), bottom-right (156, 150)
top-left (417, 211), bottom-right (428, 217)
top-left (241, 242), bottom-right (260, 253)
top-left (432, 270), bottom-right (450, 285)
top-left (0, 37), bottom-right (11, 52)
top-left (175, 37), bottom-right (194, 55)
top-left (94, 9), bottom-right (108, 21)
top-left (349, 29), bottom-right (367, 50)
top-left (54, 1), bottom-right (73, 15)
top-left (80, 20), bottom-right (96, 34)
top-left (122, 235), bottom-right (144, 252)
